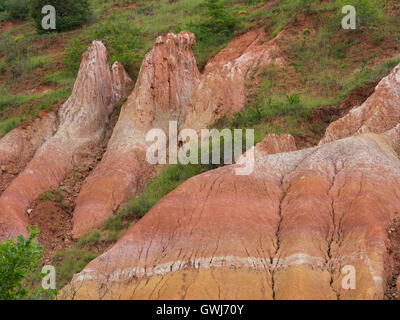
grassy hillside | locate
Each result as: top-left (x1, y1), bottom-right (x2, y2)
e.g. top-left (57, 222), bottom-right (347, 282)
top-left (0, 0), bottom-right (266, 136)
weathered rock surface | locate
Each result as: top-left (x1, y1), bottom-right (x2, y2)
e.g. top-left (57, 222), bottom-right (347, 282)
top-left (62, 130), bottom-right (400, 300)
top-left (71, 30), bottom-right (287, 238)
top-left (256, 133), bottom-right (297, 155)
top-left (71, 31), bottom-right (201, 238)
top-left (0, 112), bottom-right (58, 194)
top-left (320, 63), bottom-right (400, 144)
top-left (0, 41), bottom-right (132, 240)
top-left (184, 28), bottom-right (284, 131)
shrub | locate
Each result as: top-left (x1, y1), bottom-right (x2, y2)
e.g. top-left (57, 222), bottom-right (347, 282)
top-left (0, 226), bottom-right (55, 300)
top-left (186, 0), bottom-right (239, 67)
top-left (30, 0), bottom-right (91, 33)
top-left (197, 0), bottom-right (238, 37)
top-left (0, 35), bottom-right (30, 81)
top-left (218, 94), bottom-right (309, 129)
top-left (119, 163), bottom-right (208, 219)
top-left (1, 0), bottom-right (30, 20)
top-left (91, 18), bottom-right (145, 78)
top-left (53, 248), bottom-right (98, 289)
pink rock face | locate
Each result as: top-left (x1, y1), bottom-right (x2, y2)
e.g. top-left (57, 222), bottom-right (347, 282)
top-left (0, 112), bottom-right (57, 170)
top-left (320, 63), bottom-right (400, 144)
top-left (256, 133), bottom-right (297, 155)
top-left (0, 41), bottom-right (132, 240)
top-left (0, 112), bottom-right (58, 192)
top-left (62, 131), bottom-right (400, 300)
top-left (184, 29), bottom-right (284, 131)
top-left (71, 31), bottom-right (201, 238)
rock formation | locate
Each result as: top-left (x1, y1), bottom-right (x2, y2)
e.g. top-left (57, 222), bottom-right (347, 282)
top-left (0, 112), bottom-right (57, 193)
top-left (320, 63), bottom-right (400, 144)
top-left (63, 129), bottom-right (400, 300)
top-left (71, 31), bottom-right (201, 238)
top-left (0, 41), bottom-right (132, 240)
top-left (184, 28), bottom-right (284, 131)
top-left (71, 30), bottom-right (287, 238)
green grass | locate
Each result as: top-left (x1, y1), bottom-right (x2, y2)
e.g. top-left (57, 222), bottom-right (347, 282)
top-left (42, 71), bottom-right (75, 86)
top-left (339, 55), bottom-right (400, 100)
top-left (0, 88), bottom-right (71, 136)
top-left (64, 0), bottom-right (262, 77)
top-left (0, 117), bottom-right (23, 136)
top-left (117, 163), bottom-right (208, 220)
top-left (52, 248), bottom-right (99, 289)
top-left (36, 88), bottom-right (72, 111)
top-left (216, 93), bottom-right (311, 130)
top-left (0, 93), bottom-right (39, 111)
top-left (26, 55), bottom-right (52, 70)
top-left (280, 0), bottom-right (400, 97)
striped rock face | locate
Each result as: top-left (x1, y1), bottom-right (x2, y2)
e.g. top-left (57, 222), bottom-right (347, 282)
top-left (71, 31), bottom-right (201, 238)
top-left (63, 131), bottom-right (400, 300)
top-left (183, 28), bottom-right (284, 132)
top-left (320, 63), bottom-right (400, 145)
top-left (0, 41), bottom-right (132, 240)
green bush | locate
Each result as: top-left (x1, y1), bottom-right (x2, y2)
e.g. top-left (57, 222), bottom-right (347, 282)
top-left (1, 0), bottom-right (30, 20)
top-left (217, 94), bottom-right (309, 129)
top-left (0, 35), bottom-right (30, 81)
top-left (91, 18), bottom-right (145, 78)
top-left (0, 226), bottom-right (55, 300)
top-left (53, 248), bottom-right (98, 289)
top-left (197, 0), bottom-right (238, 37)
top-left (119, 163), bottom-right (208, 219)
top-left (30, 0), bottom-right (92, 33)
top-left (186, 0), bottom-right (239, 67)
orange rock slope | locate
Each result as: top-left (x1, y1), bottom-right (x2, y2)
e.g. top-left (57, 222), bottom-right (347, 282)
top-left (63, 129), bottom-right (400, 300)
top-left (63, 54), bottom-right (400, 299)
top-left (0, 41), bottom-right (132, 240)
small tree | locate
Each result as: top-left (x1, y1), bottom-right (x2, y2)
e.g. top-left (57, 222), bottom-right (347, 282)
top-left (1, 0), bottom-right (31, 20)
top-left (0, 226), bottom-right (52, 300)
top-left (199, 0), bottom-right (238, 37)
top-left (30, 0), bottom-right (91, 33)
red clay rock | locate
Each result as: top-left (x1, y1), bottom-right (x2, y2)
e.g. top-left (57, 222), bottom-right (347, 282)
top-left (62, 131), bottom-right (400, 300)
top-left (184, 28), bottom-right (284, 131)
top-left (0, 112), bottom-right (57, 170)
top-left (320, 63), bottom-right (400, 144)
top-left (256, 133), bottom-right (297, 154)
top-left (0, 112), bottom-right (58, 193)
top-left (71, 31), bottom-right (201, 238)
top-left (0, 41), bottom-right (132, 240)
